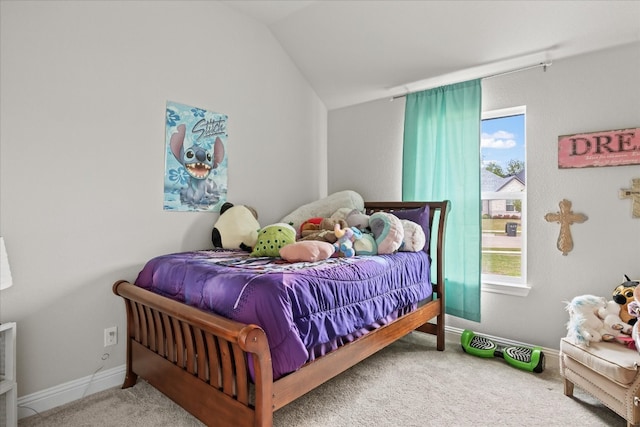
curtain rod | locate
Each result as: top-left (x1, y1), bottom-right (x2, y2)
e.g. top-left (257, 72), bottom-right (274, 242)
top-left (391, 61), bottom-right (552, 101)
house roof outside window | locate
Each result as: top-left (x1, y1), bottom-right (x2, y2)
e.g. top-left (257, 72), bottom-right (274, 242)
top-left (482, 169), bottom-right (525, 192)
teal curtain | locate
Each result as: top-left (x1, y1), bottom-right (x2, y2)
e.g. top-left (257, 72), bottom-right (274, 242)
top-left (403, 79), bottom-right (481, 322)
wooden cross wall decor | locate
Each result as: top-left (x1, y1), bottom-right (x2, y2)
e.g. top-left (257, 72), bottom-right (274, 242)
top-left (544, 199), bottom-right (588, 256)
top-left (620, 178), bottom-right (640, 218)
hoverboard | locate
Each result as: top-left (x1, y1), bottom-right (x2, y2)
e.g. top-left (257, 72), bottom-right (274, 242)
top-left (460, 329), bottom-right (545, 373)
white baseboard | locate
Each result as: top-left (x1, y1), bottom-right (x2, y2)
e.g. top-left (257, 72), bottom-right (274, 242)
top-left (17, 364), bottom-right (126, 420)
top-left (16, 329), bottom-right (560, 420)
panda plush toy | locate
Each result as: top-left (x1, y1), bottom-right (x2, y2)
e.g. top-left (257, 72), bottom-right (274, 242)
top-left (211, 202), bottom-right (260, 252)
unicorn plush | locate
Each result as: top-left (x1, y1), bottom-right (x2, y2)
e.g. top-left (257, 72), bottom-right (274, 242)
top-left (565, 295), bottom-right (610, 346)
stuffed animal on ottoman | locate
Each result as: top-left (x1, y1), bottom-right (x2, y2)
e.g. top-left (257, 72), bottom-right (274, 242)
top-left (597, 300), bottom-right (632, 342)
top-left (613, 275), bottom-right (640, 326)
top-left (626, 285), bottom-right (640, 352)
top-left (211, 202), bottom-right (260, 252)
top-left (565, 294), bottom-right (610, 346)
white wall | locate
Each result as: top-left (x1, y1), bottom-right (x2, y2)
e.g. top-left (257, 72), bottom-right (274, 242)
top-left (329, 42), bottom-right (640, 349)
top-left (2, 0), bottom-right (638, 404)
top-left (0, 1), bottom-right (327, 396)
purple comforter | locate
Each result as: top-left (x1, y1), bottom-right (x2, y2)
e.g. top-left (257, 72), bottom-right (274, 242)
top-left (135, 250), bottom-right (432, 379)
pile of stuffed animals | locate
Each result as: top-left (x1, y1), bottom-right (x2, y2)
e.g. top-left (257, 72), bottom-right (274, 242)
top-left (297, 208), bottom-right (425, 257)
top-left (566, 275), bottom-right (640, 350)
top-left (209, 191), bottom-right (427, 263)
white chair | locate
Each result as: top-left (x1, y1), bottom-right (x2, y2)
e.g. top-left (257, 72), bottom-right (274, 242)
top-left (560, 337), bottom-right (640, 426)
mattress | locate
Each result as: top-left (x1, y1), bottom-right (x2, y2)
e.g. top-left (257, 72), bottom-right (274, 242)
top-left (134, 249), bottom-right (432, 379)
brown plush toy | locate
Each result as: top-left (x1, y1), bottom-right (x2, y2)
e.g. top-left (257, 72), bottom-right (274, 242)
top-left (613, 275), bottom-right (640, 326)
top-left (299, 218), bottom-right (348, 243)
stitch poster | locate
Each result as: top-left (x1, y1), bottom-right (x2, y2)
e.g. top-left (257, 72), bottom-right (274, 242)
top-left (164, 101), bottom-right (228, 212)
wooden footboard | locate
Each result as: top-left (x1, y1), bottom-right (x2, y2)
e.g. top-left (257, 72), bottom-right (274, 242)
top-left (113, 200), bottom-right (449, 427)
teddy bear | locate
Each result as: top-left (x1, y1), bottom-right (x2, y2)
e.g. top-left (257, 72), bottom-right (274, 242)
top-left (565, 294), bottom-right (610, 346)
top-left (299, 217), bottom-right (349, 243)
top-left (211, 202), bottom-right (260, 252)
top-left (597, 300), bottom-right (632, 342)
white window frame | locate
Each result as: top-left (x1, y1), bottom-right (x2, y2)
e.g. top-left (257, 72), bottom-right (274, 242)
top-left (481, 106), bottom-right (531, 297)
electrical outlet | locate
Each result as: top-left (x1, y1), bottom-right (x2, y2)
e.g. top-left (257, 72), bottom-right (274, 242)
top-left (104, 326), bottom-right (117, 347)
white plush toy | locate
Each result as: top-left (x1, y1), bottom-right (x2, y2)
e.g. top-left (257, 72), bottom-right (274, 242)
top-left (597, 300), bottom-right (632, 341)
top-left (211, 202), bottom-right (260, 251)
top-left (565, 295), bottom-right (610, 346)
top-left (398, 219), bottom-right (426, 252)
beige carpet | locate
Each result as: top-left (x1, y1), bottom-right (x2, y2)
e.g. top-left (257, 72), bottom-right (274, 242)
top-left (19, 333), bottom-right (624, 426)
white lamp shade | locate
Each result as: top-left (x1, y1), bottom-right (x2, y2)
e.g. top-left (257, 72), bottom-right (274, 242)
top-left (1, 237), bottom-right (13, 290)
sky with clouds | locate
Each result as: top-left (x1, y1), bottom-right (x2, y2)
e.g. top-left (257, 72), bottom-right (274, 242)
top-left (481, 113), bottom-right (525, 169)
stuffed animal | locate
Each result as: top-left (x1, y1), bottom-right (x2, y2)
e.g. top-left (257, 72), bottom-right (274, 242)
top-left (251, 223), bottom-right (296, 257)
top-left (627, 284), bottom-right (640, 349)
top-left (333, 224), bottom-right (362, 257)
top-left (597, 300), bottom-right (632, 341)
top-left (353, 233), bottom-right (377, 255)
top-left (398, 219), bottom-right (426, 252)
top-left (330, 207), bottom-right (357, 223)
top-left (565, 294), bottom-right (610, 346)
top-left (346, 210), bottom-right (376, 255)
top-left (279, 241), bottom-right (335, 263)
top-left (347, 210), bottom-right (425, 254)
top-left (613, 275), bottom-right (640, 325)
top-left (629, 286), bottom-right (640, 352)
top-left (280, 190), bottom-right (365, 237)
top-left (299, 218), bottom-right (348, 243)
top-left (369, 212), bottom-right (404, 254)
top-left (346, 209), bottom-right (371, 231)
top-left (211, 202), bottom-right (260, 251)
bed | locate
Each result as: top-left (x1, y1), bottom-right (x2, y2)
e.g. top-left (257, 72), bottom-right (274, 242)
top-left (112, 200), bottom-right (449, 426)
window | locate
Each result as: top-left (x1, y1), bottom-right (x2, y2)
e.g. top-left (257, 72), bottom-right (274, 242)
top-left (480, 106), bottom-right (529, 296)
top-left (506, 200), bottom-right (515, 212)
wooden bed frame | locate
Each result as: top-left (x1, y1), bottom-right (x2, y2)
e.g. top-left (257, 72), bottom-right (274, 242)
top-left (112, 200), bottom-right (450, 426)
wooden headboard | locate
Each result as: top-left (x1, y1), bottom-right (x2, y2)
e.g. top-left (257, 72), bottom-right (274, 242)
top-left (364, 200), bottom-right (450, 291)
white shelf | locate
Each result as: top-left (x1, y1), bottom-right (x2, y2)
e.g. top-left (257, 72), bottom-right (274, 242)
top-left (0, 323), bottom-right (17, 427)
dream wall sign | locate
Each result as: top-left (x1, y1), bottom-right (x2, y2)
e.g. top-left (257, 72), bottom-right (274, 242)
top-left (558, 127), bottom-right (640, 168)
top-left (164, 101), bottom-right (228, 212)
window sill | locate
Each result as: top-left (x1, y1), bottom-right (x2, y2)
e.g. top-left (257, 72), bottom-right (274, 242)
top-left (482, 281), bottom-right (531, 297)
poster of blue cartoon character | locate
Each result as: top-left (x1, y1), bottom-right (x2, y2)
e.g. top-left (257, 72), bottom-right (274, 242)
top-left (164, 101), bottom-right (228, 211)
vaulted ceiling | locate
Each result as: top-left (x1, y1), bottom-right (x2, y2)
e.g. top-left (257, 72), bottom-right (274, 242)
top-left (224, 1), bottom-right (640, 110)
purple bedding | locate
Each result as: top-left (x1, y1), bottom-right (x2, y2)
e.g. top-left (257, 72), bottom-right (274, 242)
top-left (134, 249), bottom-right (432, 379)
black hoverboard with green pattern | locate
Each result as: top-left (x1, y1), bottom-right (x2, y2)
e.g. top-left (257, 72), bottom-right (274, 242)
top-left (460, 329), bottom-right (545, 373)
